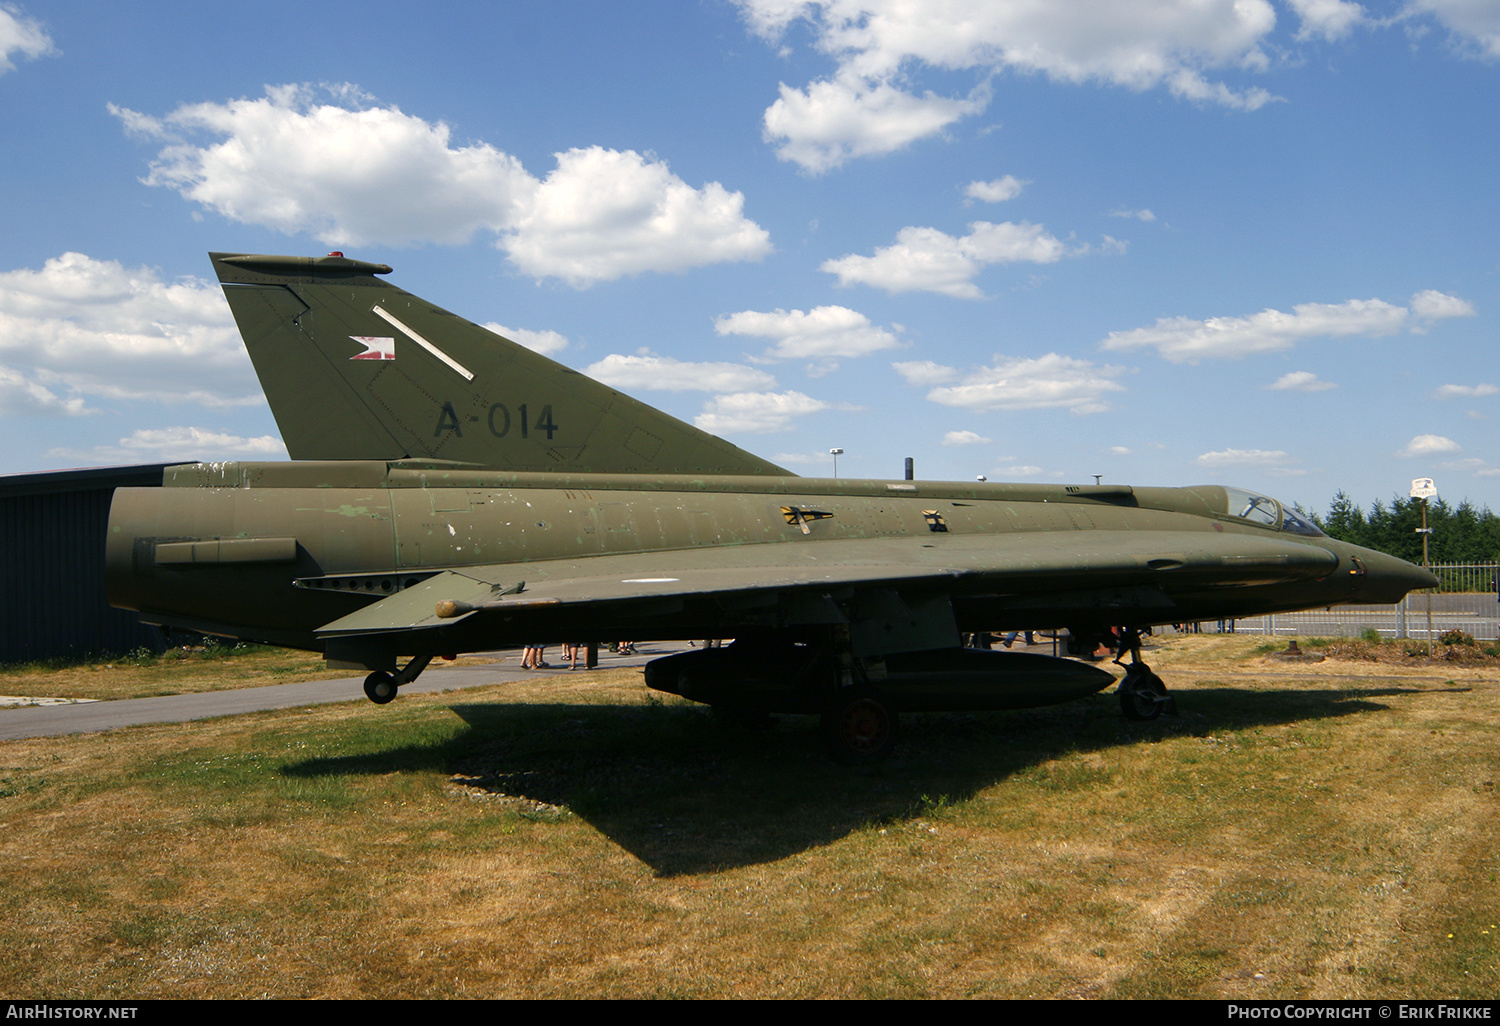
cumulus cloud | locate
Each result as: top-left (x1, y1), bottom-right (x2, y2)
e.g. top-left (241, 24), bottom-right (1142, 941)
top-left (763, 73), bottom-right (987, 173)
top-left (114, 85), bottom-right (771, 286)
top-left (920, 354), bottom-right (1126, 414)
top-left (49, 426), bottom-right (287, 464)
top-left (1438, 457), bottom-right (1500, 477)
top-left (1410, 288), bottom-right (1476, 320)
top-left (1398, 434), bottom-right (1461, 457)
top-left (771, 451), bottom-right (840, 467)
top-left (739, 0), bottom-right (1281, 171)
top-left (1100, 291), bottom-right (1472, 362)
top-left (695, 390), bottom-right (831, 434)
top-left (1106, 445), bottom-right (1133, 455)
top-left (1110, 208), bottom-right (1157, 221)
top-left (822, 221), bottom-right (1067, 298)
top-left (995, 464), bottom-right (1062, 479)
top-left (1268, 370), bottom-right (1337, 392)
top-left (0, 4), bottom-right (53, 74)
top-left (1409, 0), bottom-right (1500, 58)
top-left (964, 176), bottom-right (1026, 203)
top-left (942, 430), bottom-right (990, 446)
top-left (1286, 0), bottom-right (1367, 41)
top-left (892, 360), bottom-right (958, 386)
top-left (1432, 382), bottom-right (1498, 399)
top-left (714, 305), bottom-right (901, 361)
top-left (505, 146), bottom-right (773, 285)
top-left (1195, 448), bottom-right (1293, 468)
top-left (0, 252), bottom-right (258, 408)
top-left (484, 323), bottom-right (569, 357)
top-left (583, 351), bottom-right (776, 393)
top-left (0, 365), bottom-right (89, 417)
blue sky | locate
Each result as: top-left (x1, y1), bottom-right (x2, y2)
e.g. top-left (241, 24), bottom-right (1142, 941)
top-left (1, 0), bottom-right (1496, 513)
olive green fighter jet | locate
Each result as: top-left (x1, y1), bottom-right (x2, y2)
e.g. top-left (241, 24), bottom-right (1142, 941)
top-left (105, 252), bottom-right (1438, 761)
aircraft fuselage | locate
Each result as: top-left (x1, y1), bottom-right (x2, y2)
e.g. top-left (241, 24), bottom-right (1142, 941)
top-left (106, 460), bottom-right (1433, 657)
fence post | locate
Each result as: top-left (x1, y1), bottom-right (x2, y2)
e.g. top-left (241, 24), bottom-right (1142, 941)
top-left (1396, 594), bottom-right (1407, 639)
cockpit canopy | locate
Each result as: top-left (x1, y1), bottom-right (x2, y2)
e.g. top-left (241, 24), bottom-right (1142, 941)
top-left (1218, 486), bottom-right (1325, 536)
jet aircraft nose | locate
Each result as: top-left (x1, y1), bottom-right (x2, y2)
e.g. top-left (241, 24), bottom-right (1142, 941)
top-left (1349, 547), bottom-right (1440, 604)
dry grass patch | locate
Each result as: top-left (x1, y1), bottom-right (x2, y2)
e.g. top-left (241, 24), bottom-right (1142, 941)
top-left (1, 640), bottom-right (1497, 998)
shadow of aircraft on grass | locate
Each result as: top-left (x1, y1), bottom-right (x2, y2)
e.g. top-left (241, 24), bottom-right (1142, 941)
top-left (277, 677), bottom-right (1455, 876)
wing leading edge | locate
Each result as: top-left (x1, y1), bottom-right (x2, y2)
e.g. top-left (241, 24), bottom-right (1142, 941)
top-left (314, 530), bottom-right (1339, 646)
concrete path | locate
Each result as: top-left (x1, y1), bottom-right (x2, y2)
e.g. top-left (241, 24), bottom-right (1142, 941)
top-left (0, 644), bottom-right (687, 741)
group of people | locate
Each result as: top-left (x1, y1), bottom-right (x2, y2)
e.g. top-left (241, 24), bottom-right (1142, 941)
top-left (519, 641), bottom-right (636, 669)
top-left (965, 631), bottom-right (1036, 649)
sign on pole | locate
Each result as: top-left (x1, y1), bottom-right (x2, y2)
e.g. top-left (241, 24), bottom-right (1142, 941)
top-left (1410, 477), bottom-right (1437, 499)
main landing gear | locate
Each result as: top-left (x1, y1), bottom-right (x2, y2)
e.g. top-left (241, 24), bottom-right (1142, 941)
top-left (820, 687), bottom-right (898, 765)
top-left (1112, 628), bottom-right (1177, 721)
top-left (362, 654), bottom-right (434, 705)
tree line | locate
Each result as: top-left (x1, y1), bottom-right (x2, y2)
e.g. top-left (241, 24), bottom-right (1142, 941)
top-left (1301, 492), bottom-right (1500, 564)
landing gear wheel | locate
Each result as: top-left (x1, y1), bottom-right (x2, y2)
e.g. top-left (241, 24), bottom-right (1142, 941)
top-left (364, 671), bottom-right (398, 705)
top-left (1118, 670), bottom-right (1172, 721)
top-left (821, 690), bottom-right (898, 764)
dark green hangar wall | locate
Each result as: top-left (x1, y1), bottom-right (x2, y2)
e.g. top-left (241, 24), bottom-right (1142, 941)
top-left (0, 464), bottom-right (174, 663)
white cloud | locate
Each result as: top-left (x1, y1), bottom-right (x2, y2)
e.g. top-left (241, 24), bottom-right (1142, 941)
top-left (505, 146), bottom-right (772, 285)
top-left (115, 86), bottom-right (770, 286)
top-left (822, 221), bottom-right (1067, 298)
top-left (995, 464), bottom-right (1063, 479)
top-left (695, 390), bottom-right (831, 434)
top-left (1109, 208), bottom-right (1157, 221)
top-left (922, 354), bottom-right (1126, 414)
top-left (0, 4), bottom-right (53, 74)
top-left (763, 73), bottom-right (986, 173)
top-left (1286, 0), bottom-right (1368, 41)
top-left (483, 323), bottom-right (569, 357)
top-left (964, 176), bottom-right (1026, 203)
top-left (1195, 448), bottom-right (1293, 468)
top-left (1438, 457), bottom-right (1500, 477)
top-left (942, 430), bottom-right (991, 446)
top-left (583, 351), bottom-right (776, 393)
top-left (118, 85), bottom-right (531, 248)
top-left (1106, 445), bottom-right (1133, 455)
top-left (1398, 433), bottom-right (1461, 457)
top-left (739, 0), bottom-right (1282, 171)
top-left (0, 252), bottom-right (258, 408)
top-left (714, 305), bottom-right (901, 360)
top-left (771, 451), bottom-right (839, 466)
top-left (0, 365), bottom-right (89, 417)
top-left (1432, 382), bottom-right (1498, 399)
top-left (892, 360), bottom-right (958, 386)
top-left (1268, 370), bottom-right (1337, 392)
top-left (1409, 288), bottom-right (1476, 320)
top-left (1409, 0), bottom-right (1500, 58)
top-left (1101, 297), bottom-right (1425, 362)
top-left (49, 427), bottom-right (287, 464)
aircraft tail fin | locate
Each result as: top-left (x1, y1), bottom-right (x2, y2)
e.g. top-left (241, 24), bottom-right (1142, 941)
top-left (210, 252), bottom-right (789, 475)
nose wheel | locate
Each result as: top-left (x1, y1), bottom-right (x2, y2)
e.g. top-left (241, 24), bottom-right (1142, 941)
top-left (361, 654), bottom-right (434, 705)
top-left (364, 671), bottom-right (399, 704)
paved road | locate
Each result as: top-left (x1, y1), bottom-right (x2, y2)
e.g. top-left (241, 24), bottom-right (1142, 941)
top-left (0, 644), bottom-right (687, 741)
top-left (1228, 595), bottom-right (1499, 641)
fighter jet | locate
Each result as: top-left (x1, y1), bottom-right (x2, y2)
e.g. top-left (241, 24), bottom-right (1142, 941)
top-left (104, 252), bottom-right (1438, 761)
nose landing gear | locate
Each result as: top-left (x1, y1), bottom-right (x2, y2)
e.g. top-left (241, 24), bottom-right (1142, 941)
top-left (362, 654), bottom-right (434, 705)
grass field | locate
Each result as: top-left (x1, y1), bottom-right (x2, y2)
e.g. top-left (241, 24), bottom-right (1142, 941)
top-left (1, 635), bottom-right (1496, 998)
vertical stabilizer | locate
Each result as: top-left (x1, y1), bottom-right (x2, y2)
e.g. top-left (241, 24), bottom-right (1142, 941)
top-left (211, 252), bottom-right (789, 475)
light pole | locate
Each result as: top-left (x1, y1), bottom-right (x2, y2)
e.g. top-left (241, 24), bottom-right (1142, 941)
top-left (1411, 477), bottom-right (1437, 654)
top-left (829, 447), bottom-right (843, 478)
